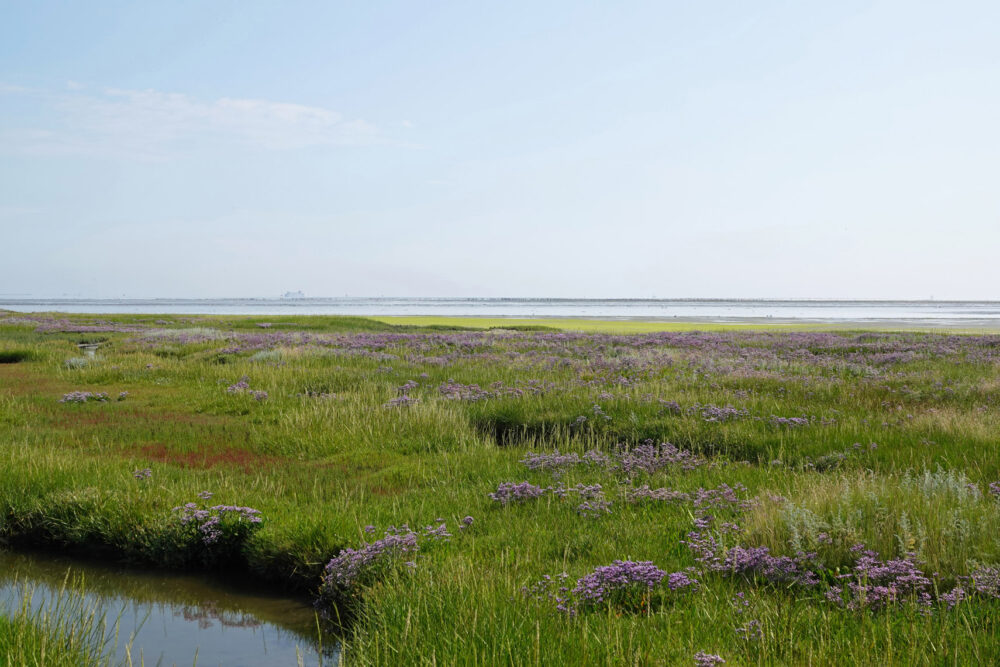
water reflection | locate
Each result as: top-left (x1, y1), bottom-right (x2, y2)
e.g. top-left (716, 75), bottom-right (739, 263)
top-left (0, 549), bottom-right (338, 666)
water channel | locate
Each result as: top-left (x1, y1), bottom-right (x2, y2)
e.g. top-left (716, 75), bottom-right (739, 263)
top-left (0, 549), bottom-right (339, 666)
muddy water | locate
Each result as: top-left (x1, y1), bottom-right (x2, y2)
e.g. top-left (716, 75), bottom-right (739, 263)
top-left (0, 549), bottom-right (339, 666)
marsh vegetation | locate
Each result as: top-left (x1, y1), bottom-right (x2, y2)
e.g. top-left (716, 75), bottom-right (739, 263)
top-left (2, 310), bottom-right (1000, 664)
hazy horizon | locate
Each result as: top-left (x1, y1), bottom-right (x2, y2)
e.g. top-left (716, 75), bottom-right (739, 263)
top-left (4, 295), bottom-right (1000, 304)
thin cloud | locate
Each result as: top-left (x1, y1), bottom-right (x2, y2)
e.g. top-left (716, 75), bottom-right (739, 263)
top-left (0, 85), bottom-right (379, 158)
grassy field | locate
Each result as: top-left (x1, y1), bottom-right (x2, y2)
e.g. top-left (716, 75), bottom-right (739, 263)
top-left (3, 309), bottom-right (1000, 664)
top-left (0, 577), bottom-right (113, 667)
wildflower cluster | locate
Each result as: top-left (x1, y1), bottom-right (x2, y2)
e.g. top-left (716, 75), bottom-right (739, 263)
top-left (322, 525), bottom-right (419, 592)
top-left (694, 652), bottom-right (726, 666)
top-left (438, 378), bottom-right (552, 401)
top-left (489, 481), bottom-right (546, 505)
top-left (317, 520), bottom-right (455, 614)
top-left (60, 391), bottom-right (109, 403)
top-left (825, 545), bottom-right (931, 610)
top-left (385, 379), bottom-right (419, 408)
top-left (171, 495), bottom-right (263, 564)
top-left (520, 441), bottom-right (703, 477)
top-left (226, 375), bottom-right (268, 401)
top-left (526, 561), bottom-right (698, 616)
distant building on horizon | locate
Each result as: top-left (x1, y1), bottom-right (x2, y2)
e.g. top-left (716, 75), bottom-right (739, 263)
top-left (281, 291), bottom-right (306, 299)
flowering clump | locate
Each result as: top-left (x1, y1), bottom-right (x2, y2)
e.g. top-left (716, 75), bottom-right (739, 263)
top-left (438, 379), bottom-right (493, 401)
top-left (227, 376), bottom-right (250, 393)
top-left (520, 449), bottom-right (611, 473)
top-left (576, 499), bottom-right (612, 517)
top-left (132, 468), bottom-right (152, 480)
top-left (526, 561), bottom-right (697, 616)
top-left (385, 379), bottom-right (420, 408)
top-left (697, 404), bottom-right (748, 423)
top-left (171, 495), bottom-right (263, 565)
top-left (626, 485), bottom-right (689, 503)
top-left (60, 391), bottom-right (110, 403)
top-left (617, 442), bottom-right (704, 475)
top-left (226, 376), bottom-right (268, 401)
top-left (316, 522), bottom-right (456, 615)
top-left (384, 394), bottom-right (419, 408)
top-left (489, 481), bottom-right (546, 505)
top-left (322, 525), bottom-right (419, 592)
top-left (768, 415), bottom-right (811, 427)
top-left (694, 651), bottom-right (726, 666)
top-left (573, 560), bottom-right (667, 608)
top-left (522, 442), bottom-right (703, 476)
top-left (825, 545), bottom-right (932, 610)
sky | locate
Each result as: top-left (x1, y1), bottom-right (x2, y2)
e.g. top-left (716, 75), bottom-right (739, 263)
top-left (1, 1), bottom-right (999, 299)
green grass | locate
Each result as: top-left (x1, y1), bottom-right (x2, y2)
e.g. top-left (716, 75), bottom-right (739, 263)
top-left (0, 578), bottom-right (113, 667)
top-left (3, 311), bottom-right (1000, 664)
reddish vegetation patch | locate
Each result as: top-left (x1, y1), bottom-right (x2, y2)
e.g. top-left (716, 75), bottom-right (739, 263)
top-left (133, 442), bottom-right (280, 473)
top-left (0, 364), bottom-right (66, 395)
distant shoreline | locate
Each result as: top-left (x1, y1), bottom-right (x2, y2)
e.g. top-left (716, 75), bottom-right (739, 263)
top-left (3, 297), bottom-right (1000, 327)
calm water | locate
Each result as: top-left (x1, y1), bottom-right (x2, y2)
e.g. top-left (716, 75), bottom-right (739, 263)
top-left (0, 549), bottom-right (337, 666)
top-left (4, 298), bottom-right (1000, 325)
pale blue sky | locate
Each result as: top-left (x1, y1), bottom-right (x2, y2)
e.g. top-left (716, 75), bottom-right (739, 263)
top-left (2, 1), bottom-right (998, 298)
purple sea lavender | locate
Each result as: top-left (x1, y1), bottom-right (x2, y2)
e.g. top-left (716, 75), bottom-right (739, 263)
top-left (321, 526), bottom-right (420, 592)
top-left (666, 570), bottom-right (700, 592)
top-left (617, 441), bottom-right (703, 475)
top-left (626, 485), bottom-right (690, 503)
top-left (422, 522), bottom-right (452, 541)
top-left (59, 391), bottom-right (110, 403)
top-left (827, 545), bottom-right (932, 610)
top-left (768, 415), bottom-right (811, 427)
top-left (694, 652), bottom-right (726, 667)
top-left (172, 499), bottom-right (263, 546)
top-left (226, 376), bottom-right (251, 393)
top-left (576, 499), bottom-right (612, 517)
top-left (384, 394), bottom-right (419, 408)
top-left (489, 481), bottom-right (546, 505)
top-left (736, 619), bottom-right (763, 642)
top-left (698, 404), bottom-right (748, 423)
top-left (438, 379), bottom-right (493, 401)
top-left (132, 468), bottom-right (152, 480)
top-left (572, 560), bottom-right (667, 610)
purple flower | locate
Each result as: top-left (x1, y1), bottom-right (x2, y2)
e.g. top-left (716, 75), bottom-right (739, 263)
top-left (227, 376), bottom-right (251, 393)
top-left (132, 468), bottom-right (152, 480)
top-left (172, 498), bottom-right (263, 547)
top-left (489, 481), bottom-right (546, 505)
top-left (423, 522), bottom-right (452, 541)
top-left (571, 560), bottom-right (667, 610)
top-left (694, 651), bottom-right (726, 666)
top-left (384, 394), bottom-right (419, 408)
top-left (59, 391), bottom-right (110, 403)
top-left (321, 526), bottom-right (420, 592)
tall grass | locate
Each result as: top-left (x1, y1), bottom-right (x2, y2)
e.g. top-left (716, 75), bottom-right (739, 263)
top-left (3, 312), bottom-right (1000, 663)
top-left (0, 576), bottom-right (114, 667)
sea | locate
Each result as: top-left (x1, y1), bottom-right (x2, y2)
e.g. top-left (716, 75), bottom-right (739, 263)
top-left (3, 298), bottom-right (1000, 327)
